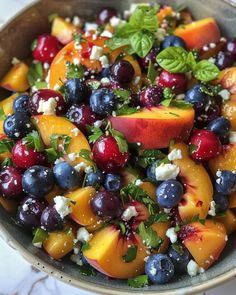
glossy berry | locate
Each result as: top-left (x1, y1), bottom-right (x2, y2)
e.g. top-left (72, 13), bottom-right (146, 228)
top-left (92, 135), bottom-right (129, 172)
top-left (85, 170), bottom-right (105, 188)
top-left (104, 173), bottom-right (121, 192)
top-left (190, 130), bottom-right (222, 161)
top-left (0, 167), bottom-right (23, 199)
top-left (213, 193), bottom-right (229, 212)
top-left (207, 117), bottom-right (231, 142)
top-left (91, 191), bottom-right (123, 219)
top-left (90, 88), bottom-right (117, 116)
top-left (224, 39), bottom-right (236, 58)
top-left (145, 254), bottom-right (175, 284)
top-left (111, 60), bottom-right (135, 84)
top-left (147, 162), bottom-right (158, 183)
top-left (96, 7), bottom-right (118, 25)
top-left (22, 165), bottom-right (54, 198)
top-left (162, 35), bottom-right (187, 49)
top-left (66, 104), bottom-right (96, 133)
top-left (17, 197), bottom-right (47, 230)
top-left (53, 162), bottom-right (80, 191)
top-left (28, 89), bottom-right (66, 116)
top-left (4, 113), bottom-right (33, 141)
top-left (12, 139), bottom-right (46, 169)
top-left (139, 86), bottom-right (163, 107)
top-left (215, 51), bottom-right (235, 70)
top-left (32, 34), bottom-right (61, 63)
top-left (185, 84), bottom-right (208, 112)
top-left (158, 70), bottom-right (187, 95)
top-left (195, 100), bottom-right (221, 128)
top-left (156, 179), bottom-right (183, 209)
top-left (100, 67), bottom-right (111, 79)
top-left (138, 47), bottom-right (160, 70)
top-left (168, 245), bottom-right (190, 273)
top-left (215, 170), bottom-right (236, 195)
top-left (40, 204), bottom-right (64, 232)
top-left (13, 94), bottom-right (30, 114)
top-left (64, 78), bottom-right (90, 105)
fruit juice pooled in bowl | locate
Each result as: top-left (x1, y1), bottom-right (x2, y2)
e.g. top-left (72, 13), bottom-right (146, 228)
top-left (1, 1), bottom-right (236, 288)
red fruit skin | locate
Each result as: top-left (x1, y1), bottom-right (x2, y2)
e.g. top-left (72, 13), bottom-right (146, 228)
top-left (28, 89), bottom-right (67, 116)
top-left (0, 167), bottom-right (23, 199)
top-left (128, 200), bottom-right (149, 230)
top-left (158, 70), bottom-right (188, 95)
top-left (12, 140), bottom-right (46, 169)
top-left (32, 34), bottom-right (61, 63)
top-left (178, 224), bottom-right (197, 240)
top-left (190, 129), bottom-right (222, 161)
top-left (92, 135), bottom-right (129, 172)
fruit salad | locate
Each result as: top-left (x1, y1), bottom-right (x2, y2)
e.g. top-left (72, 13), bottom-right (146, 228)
top-left (1, 2), bottom-right (236, 288)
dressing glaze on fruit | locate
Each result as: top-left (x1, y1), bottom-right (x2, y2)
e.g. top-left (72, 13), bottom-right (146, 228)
top-left (1, 2), bottom-right (236, 288)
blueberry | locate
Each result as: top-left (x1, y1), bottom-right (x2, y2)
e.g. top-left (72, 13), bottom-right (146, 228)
top-left (145, 254), bottom-right (175, 284)
top-left (111, 60), bottom-right (135, 84)
top-left (168, 245), bottom-right (190, 273)
top-left (215, 170), bottom-right (236, 195)
top-left (90, 88), bottom-right (117, 116)
top-left (85, 170), bottom-right (104, 188)
top-left (213, 193), bottom-right (229, 212)
top-left (53, 162), bottom-right (81, 191)
top-left (147, 162), bottom-right (157, 183)
top-left (162, 35), bottom-right (187, 49)
top-left (185, 84), bottom-right (208, 112)
top-left (156, 180), bottom-right (183, 209)
top-left (104, 173), bottom-right (121, 192)
top-left (22, 165), bottom-right (54, 198)
top-left (40, 204), bottom-right (64, 231)
top-left (4, 113), bottom-right (34, 141)
top-left (215, 51), bottom-right (235, 70)
top-left (207, 117), bottom-right (231, 141)
top-left (13, 94), bottom-right (30, 114)
top-left (64, 78), bottom-right (90, 104)
top-left (100, 67), bottom-right (111, 79)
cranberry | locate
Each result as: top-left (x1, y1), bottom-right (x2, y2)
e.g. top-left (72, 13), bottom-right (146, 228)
top-left (32, 34), bottom-right (61, 63)
top-left (224, 39), bottom-right (236, 58)
top-left (12, 139), bottom-right (46, 169)
top-left (0, 167), bottom-right (23, 199)
top-left (138, 47), bottom-right (160, 70)
top-left (96, 7), bottom-right (118, 25)
top-left (139, 86), bottom-right (164, 107)
top-left (158, 70), bottom-right (188, 95)
top-left (215, 51), bottom-right (235, 70)
top-left (111, 60), bottom-right (135, 84)
top-left (92, 135), bottom-right (129, 172)
top-left (189, 129), bottom-right (222, 161)
top-left (28, 89), bottom-right (67, 116)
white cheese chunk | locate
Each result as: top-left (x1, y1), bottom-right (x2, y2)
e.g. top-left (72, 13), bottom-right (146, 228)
top-left (84, 22), bottom-right (98, 32)
top-left (208, 200), bottom-right (216, 217)
top-left (168, 149), bottom-right (182, 161)
top-left (155, 163), bottom-right (180, 181)
top-left (33, 242), bottom-right (42, 248)
top-left (110, 16), bottom-right (124, 27)
top-left (70, 254), bottom-right (83, 266)
top-left (229, 131), bottom-right (236, 144)
top-left (101, 77), bottom-right (111, 86)
top-left (187, 260), bottom-right (205, 276)
top-left (76, 227), bottom-right (92, 243)
top-left (218, 89), bottom-right (230, 101)
top-left (166, 227), bottom-right (177, 244)
top-left (100, 30), bottom-right (113, 38)
top-left (54, 196), bottom-right (72, 219)
top-left (37, 97), bottom-right (57, 115)
top-left (90, 46), bottom-right (104, 60)
top-left (135, 179), bottom-right (143, 186)
top-left (122, 206), bottom-right (138, 221)
top-left (99, 55), bottom-right (109, 68)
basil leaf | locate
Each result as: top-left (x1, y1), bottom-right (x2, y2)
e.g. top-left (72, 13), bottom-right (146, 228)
top-left (115, 23), bottom-right (139, 38)
top-left (138, 222), bottom-right (162, 248)
top-left (130, 31), bottom-right (154, 58)
top-left (129, 6), bottom-right (158, 32)
top-left (128, 275), bottom-right (149, 288)
top-left (193, 60), bottom-right (220, 82)
top-left (23, 131), bottom-right (44, 152)
top-left (156, 46), bottom-right (190, 73)
top-left (109, 128), bottom-right (128, 153)
top-left (114, 89), bottom-right (131, 102)
top-left (147, 61), bottom-right (158, 83)
top-left (105, 37), bottom-right (130, 50)
top-left (145, 212), bottom-right (169, 227)
top-left (123, 245), bottom-right (138, 262)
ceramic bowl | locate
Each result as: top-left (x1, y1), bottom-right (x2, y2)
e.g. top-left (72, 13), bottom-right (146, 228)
top-left (1, 0), bottom-right (236, 294)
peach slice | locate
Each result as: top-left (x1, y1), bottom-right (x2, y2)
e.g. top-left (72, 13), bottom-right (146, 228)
top-left (174, 18), bottom-right (220, 50)
top-left (0, 62), bottom-right (29, 92)
top-left (229, 191), bottom-right (236, 208)
top-left (217, 209), bottom-right (236, 235)
top-left (110, 106), bottom-right (194, 149)
top-left (140, 182), bottom-right (156, 201)
top-left (151, 221), bottom-right (170, 254)
top-left (0, 197), bottom-right (18, 214)
top-left (181, 220), bottom-right (227, 269)
top-left (45, 185), bottom-right (63, 204)
top-left (218, 67), bottom-right (236, 94)
top-left (157, 6), bottom-right (173, 23)
top-left (222, 99), bottom-right (236, 130)
top-left (33, 115), bottom-right (90, 166)
top-left (170, 142), bottom-right (213, 221)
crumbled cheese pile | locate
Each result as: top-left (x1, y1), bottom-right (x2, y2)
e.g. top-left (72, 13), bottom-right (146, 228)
top-left (155, 163), bottom-right (180, 181)
top-left (122, 206), bottom-right (138, 221)
top-left (54, 196), bottom-right (72, 218)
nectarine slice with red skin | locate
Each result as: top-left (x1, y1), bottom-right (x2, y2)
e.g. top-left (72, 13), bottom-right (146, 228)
top-left (222, 99), bottom-right (236, 130)
top-left (170, 142), bottom-right (213, 221)
top-left (174, 18), bottom-right (220, 50)
top-left (151, 221), bottom-right (170, 254)
top-left (180, 220), bottom-right (227, 269)
top-left (218, 67), bottom-right (236, 94)
top-left (217, 209), bottom-right (236, 235)
top-left (110, 106), bottom-right (194, 149)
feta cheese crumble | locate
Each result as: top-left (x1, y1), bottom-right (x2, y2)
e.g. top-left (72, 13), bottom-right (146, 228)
top-left (218, 89), bottom-right (230, 101)
top-left (71, 127), bottom-right (79, 136)
top-left (208, 200), bottom-right (216, 217)
top-left (168, 149), bottom-right (182, 161)
top-left (122, 206), bottom-right (138, 221)
top-left (155, 163), bottom-right (180, 181)
top-left (101, 77), bottom-right (111, 86)
top-left (100, 30), bottom-right (113, 38)
top-left (187, 260), bottom-right (205, 276)
top-left (166, 227), bottom-right (177, 244)
top-left (94, 120), bottom-right (103, 128)
top-left (33, 242), bottom-right (42, 248)
top-left (77, 227), bottom-right (92, 243)
top-left (70, 254), bottom-right (83, 266)
top-left (110, 16), bottom-right (124, 27)
top-left (54, 196), bottom-right (72, 219)
top-left (229, 131), bottom-right (236, 144)
top-left (135, 179), bottom-right (143, 186)
top-left (99, 55), bottom-right (109, 68)
top-left (90, 46), bottom-right (103, 60)
top-left (84, 22), bottom-right (98, 32)
top-left (37, 97), bottom-right (57, 115)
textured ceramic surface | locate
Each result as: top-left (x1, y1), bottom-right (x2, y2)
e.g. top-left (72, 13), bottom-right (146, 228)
top-left (0, 0), bottom-right (236, 294)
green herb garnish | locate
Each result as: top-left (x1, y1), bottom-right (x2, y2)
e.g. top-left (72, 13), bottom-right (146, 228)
top-left (24, 131), bottom-right (44, 152)
top-left (123, 245), bottom-right (138, 263)
top-left (128, 274), bottom-right (149, 288)
top-left (138, 222), bottom-right (162, 249)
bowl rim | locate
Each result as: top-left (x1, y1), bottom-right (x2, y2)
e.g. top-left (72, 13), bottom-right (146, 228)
top-left (0, 0), bottom-right (236, 294)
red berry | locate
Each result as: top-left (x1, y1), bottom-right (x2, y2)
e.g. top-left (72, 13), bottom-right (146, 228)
top-left (139, 86), bottom-right (163, 107)
top-left (178, 224), bottom-right (196, 240)
top-left (158, 70), bottom-right (188, 95)
top-left (92, 135), bottom-right (129, 172)
top-left (32, 34), bottom-right (61, 63)
top-left (0, 167), bottom-right (23, 199)
top-left (189, 129), bottom-right (222, 161)
top-left (28, 89), bottom-right (67, 116)
top-left (12, 140), bottom-right (46, 169)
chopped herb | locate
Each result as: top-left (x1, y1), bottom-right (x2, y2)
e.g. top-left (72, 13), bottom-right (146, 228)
top-left (73, 33), bottom-right (87, 44)
top-left (78, 265), bottom-right (97, 276)
top-left (48, 13), bottom-right (58, 22)
top-left (138, 222), bottom-right (162, 249)
top-left (116, 105), bottom-right (140, 116)
top-left (123, 245), bottom-right (138, 263)
top-left (45, 147), bottom-right (59, 163)
top-left (81, 242), bottom-right (91, 252)
top-left (0, 107), bottom-right (6, 120)
top-left (171, 243), bottom-right (184, 256)
top-left (200, 84), bottom-right (223, 96)
top-left (114, 89), bottom-right (131, 103)
top-left (66, 61), bottom-right (85, 79)
top-left (136, 149), bottom-right (162, 168)
top-left (161, 88), bottom-right (175, 107)
top-left (145, 212), bottom-right (169, 227)
top-left (88, 127), bottom-right (104, 144)
top-left (119, 222), bottom-right (126, 235)
top-left (168, 112), bottom-right (180, 117)
top-left (189, 143), bottom-right (197, 155)
top-left (23, 131), bottom-right (44, 152)
top-left (171, 100), bottom-right (192, 109)
top-left (1, 157), bottom-right (13, 167)
top-left (128, 275), bottom-right (149, 288)
top-left (174, 224), bottom-right (181, 232)
top-left (50, 134), bottom-right (72, 154)
top-left (34, 81), bottom-right (48, 89)
top-left (79, 149), bottom-right (93, 163)
top-left (110, 128), bottom-right (128, 153)
top-left (87, 80), bottom-right (101, 90)
top-left (0, 139), bottom-right (14, 154)
top-left (32, 228), bottom-right (48, 244)
top-left (27, 62), bottom-right (44, 87)
top-left (147, 61), bottom-right (158, 83)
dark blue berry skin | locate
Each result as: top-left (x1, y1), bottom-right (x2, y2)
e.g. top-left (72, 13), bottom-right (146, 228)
top-left (4, 113), bottom-right (34, 141)
top-left (22, 165), bottom-right (54, 198)
top-left (90, 88), bottom-right (117, 116)
top-left (64, 78), bottom-right (90, 104)
top-left (145, 254), bottom-right (175, 284)
top-left (53, 162), bottom-right (80, 191)
top-left (111, 60), bottom-right (135, 84)
top-left (156, 180), bottom-right (183, 209)
top-left (162, 35), bottom-right (187, 49)
top-left (40, 204), bottom-right (64, 232)
top-left (147, 162), bottom-right (157, 183)
top-left (85, 170), bottom-right (104, 188)
top-left (207, 117), bottom-right (231, 142)
top-left (213, 193), bottom-right (229, 212)
top-left (13, 94), bottom-right (30, 114)
top-left (104, 173), bottom-right (121, 192)
top-left (185, 84), bottom-right (208, 112)
top-left (215, 170), bottom-right (236, 195)
top-left (168, 246), bottom-right (190, 273)
top-left (100, 67), bottom-right (111, 79)
top-left (215, 51), bottom-right (235, 70)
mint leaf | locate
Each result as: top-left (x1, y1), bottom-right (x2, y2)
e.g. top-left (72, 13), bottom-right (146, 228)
top-left (87, 80), bottom-right (101, 90)
top-left (119, 222), bottom-right (126, 235)
top-left (66, 61), bottom-right (85, 79)
top-left (105, 37), bottom-right (130, 50)
top-left (32, 228), bottom-right (48, 244)
top-left (34, 81), bottom-right (48, 89)
top-left (116, 106), bottom-right (140, 116)
top-left (187, 51), bottom-right (197, 68)
top-left (88, 127), bottom-right (104, 144)
top-left (138, 222), bottom-right (162, 249)
top-left (109, 128), bottom-right (128, 153)
top-left (130, 31), bottom-right (154, 58)
top-left (147, 61), bottom-right (158, 83)
top-left (24, 131), bottom-right (44, 152)
top-left (114, 89), bottom-right (131, 103)
top-left (128, 275), bottom-right (149, 288)
top-left (0, 107), bottom-right (6, 120)
top-left (123, 245), bottom-right (138, 262)
top-left (0, 139), bottom-right (14, 154)
top-left (193, 60), bottom-right (220, 82)
top-left (146, 212), bottom-right (169, 227)
top-left (189, 144), bottom-right (197, 155)
top-left (79, 149), bottom-right (93, 163)
top-left (161, 88), bottom-right (175, 107)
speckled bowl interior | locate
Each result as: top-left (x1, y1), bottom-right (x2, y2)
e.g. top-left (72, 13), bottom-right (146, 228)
top-left (1, 0), bottom-right (236, 294)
